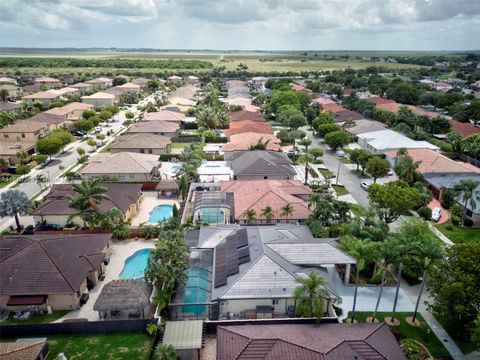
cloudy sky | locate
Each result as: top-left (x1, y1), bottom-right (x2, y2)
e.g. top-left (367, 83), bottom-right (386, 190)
top-left (1, 0), bottom-right (479, 50)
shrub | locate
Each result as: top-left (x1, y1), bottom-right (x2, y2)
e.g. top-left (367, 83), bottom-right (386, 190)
top-left (123, 120), bottom-right (133, 126)
top-left (440, 189), bottom-right (456, 209)
top-left (32, 154), bottom-right (47, 164)
top-left (82, 109), bottom-right (96, 120)
top-left (463, 218), bottom-right (474, 227)
top-left (451, 214), bottom-right (461, 225)
top-left (450, 203), bottom-right (462, 217)
top-left (417, 206), bottom-right (432, 220)
top-left (140, 224), bottom-right (158, 239)
top-left (125, 111), bottom-right (134, 119)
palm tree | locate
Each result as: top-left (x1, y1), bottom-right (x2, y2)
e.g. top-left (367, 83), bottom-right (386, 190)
top-left (371, 239), bottom-right (396, 322)
top-left (340, 236), bottom-right (373, 323)
top-left (249, 137), bottom-right (270, 151)
top-left (0, 158), bottom-right (8, 172)
top-left (0, 89), bottom-right (9, 102)
top-left (16, 150), bottom-right (29, 164)
top-left (293, 270), bottom-right (329, 321)
top-left (396, 147), bottom-right (408, 158)
top-left (341, 117), bottom-right (356, 130)
top-left (0, 190), bottom-right (32, 231)
top-left (280, 203), bottom-right (294, 222)
top-left (97, 208), bottom-right (124, 230)
top-left (245, 208), bottom-right (256, 224)
top-left (261, 205), bottom-right (275, 224)
top-left (454, 179), bottom-right (480, 224)
top-left (68, 178), bottom-right (110, 228)
top-left (35, 174), bottom-right (48, 191)
top-left (394, 155), bottom-right (422, 185)
top-left (308, 193), bottom-right (321, 210)
top-left (153, 344), bottom-right (176, 360)
top-left (299, 153), bottom-right (315, 185)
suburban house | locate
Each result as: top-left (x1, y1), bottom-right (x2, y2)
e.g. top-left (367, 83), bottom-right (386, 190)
top-left (71, 82), bottom-right (94, 94)
top-left (449, 120), bottom-right (480, 137)
top-left (117, 82), bottom-right (141, 93)
top-left (79, 152), bottom-right (160, 181)
top-left (27, 112), bottom-right (68, 130)
top-left (32, 183), bottom-right (143, 228)
top-left (346, 119), bottom-right (387, 136)
top-left (197, 161), bottom-right (234, 182)
top-left (128, 120), bottom-right (180, 137)
top-left (54, 86), bottom-right (81, 97)
top-left (0, 141), bottom-right (36, 165)
top-left (103, 87), bottom-right (126, 104)
top-left (0, 102), bottom-right (21, 113)
top-left (225, 150), bottom-right (296, 180)
top-left (45, 102), bottom-right (94, 123)
top-left (167, 75), bottom-right (182, 84)
top-left (142, 110), bottom-right (185, 123)
top-left (290, 83), bottom-right (312, 94)
top-left (22, 91), bottom-right (61, 107)
top-left (0, 120), bottom-right (49, 143)
top-left (81, 91), bottom-right (115, 106)
top-left (229, 110), bottom-right (265, 122)
top-left (357, 129), bottom-right (439, 153)
top-left (221, 179), bottom-right (312, 224)
top-left (110, 133), bottom-right (172, 154)
top-left (85, 77), bottom-right (112, 89)
top-left (224, 120), bottom-right (272, 137)
top-left (34, 76), bottom-right (62, 88)
top-left (0, 76), bottom-right (17, 84)
top-left (0, 84), bottom-right (20, 99)
top-left (191, 225), bottom-right (354, 320)
top-left (132, 77), bottom-right (150, 87)
top-left (223, 132), bottom-right (282, 152)
top-left (311, 95), bottom-right (336, 106)
top-left (216, 323), bottom-right (406, 359)
top-left (0, 234), bottom-right (112, 311)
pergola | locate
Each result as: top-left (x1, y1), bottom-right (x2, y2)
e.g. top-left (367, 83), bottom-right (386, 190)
top-left (162, 320), bottom-right (203, 358)
top-left (155, 180), bottom-right (179, 198)
top-left (93, 279), bottom-right (151, 319)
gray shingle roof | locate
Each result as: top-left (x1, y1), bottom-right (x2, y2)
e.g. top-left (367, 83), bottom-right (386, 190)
top-left (225, 150), bottom-right (296, 177)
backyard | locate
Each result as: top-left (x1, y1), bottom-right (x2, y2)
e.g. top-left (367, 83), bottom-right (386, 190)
top-left (0, 311), bottom-right (69, 325)
top-left (344, 312), bottom-right (450, 359)
top-left (435, 220), bottom-right (480, 243)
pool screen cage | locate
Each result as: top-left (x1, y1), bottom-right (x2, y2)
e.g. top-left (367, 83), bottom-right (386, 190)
top-left (169, 249), bottom-right (218, 320)
top-left (192, 191), bottom-right (234, 225)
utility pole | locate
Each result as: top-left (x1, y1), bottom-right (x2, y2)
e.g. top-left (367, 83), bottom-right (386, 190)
top-left (335, 161), bottom-right (341, 186)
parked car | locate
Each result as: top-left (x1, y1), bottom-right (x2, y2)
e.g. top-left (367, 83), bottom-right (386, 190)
top-left (94, 127), bottom-right (102, 133)
top-left (335, 150), bottom-right (346, 157)
top-left (0, 309), bottom-right (8, 321)
top-left (13, 310), bottom-right (31, 320)
top-left (360, 182), bottom-right (370, 191)
top-left (431, 207), bottom-right (442, 222)
top-left (72, 130), bottom-right (86, 137)
top-left (80, 292), bottom-right (89, 305)
top-left (387, 169), bottom-right (394, 176)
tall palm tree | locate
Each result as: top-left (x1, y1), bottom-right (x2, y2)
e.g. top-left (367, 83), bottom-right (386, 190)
top-left (249, 137), bottom-right (270, 151)
top-left (371, 239), bottom-right (396, 322)
top-left (396, 147), bottom-right (408, 158)
top-left (293, 270), bottom-right (329, 321)
top-left (340, 236), bottom-right (373, 323)
top-left (299, 153), bottom-right (315, 185)
top-left (280, 203), bottom-right (294, 222)
top-left (69, 178), bottom-right (110, 228)
top-left (261, 205), bottom-right (275, 224)
top-left (245, 208), bottom-right (256, 224)
top-left (454, 179), bottom-right (480, 224)
top-left (308, 193), bottom-right (321, 210)
top-left (394, 156), bottom-right (422, 186)
top-left (0, 190), bottom-right (32, 231)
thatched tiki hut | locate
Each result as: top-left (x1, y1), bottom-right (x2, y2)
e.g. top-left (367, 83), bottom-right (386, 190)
top-left (93, 279), bottom-right (152, 319)
top-left (155, 180), bottom-right (179, 198)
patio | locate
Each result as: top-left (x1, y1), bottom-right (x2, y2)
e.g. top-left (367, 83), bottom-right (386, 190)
top-left (130, 192), bottom-right (180, 227)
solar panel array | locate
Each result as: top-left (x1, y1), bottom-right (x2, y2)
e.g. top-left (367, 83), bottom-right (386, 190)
top-left (214, 229), bottom-right (251, 288)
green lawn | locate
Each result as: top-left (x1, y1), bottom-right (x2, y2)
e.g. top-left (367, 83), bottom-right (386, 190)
top-left (1, 332), bottom-right (153, 360)
top-left (351, 169), bottom-right (370, 179)
top-left (344, 312), bottom-right (450, 359)
top-left (435, 220), bottom-right (480, 243)
top-left (433, 313), bottom-right (478, 354)
top-left (339, 157), bottom-right (352, 164)
top-left (309, 168), bottom-right (319, 178)
top-left (332, 185), bottom-right (349, 196)
top-left (170, 142), bottom-right (188, 148)
top-left (318, 168), bottom-right (335, 179)
top-left (349, 203), bottom-right (366, 217)
top-left (1, 310), bottom-right (69, 325)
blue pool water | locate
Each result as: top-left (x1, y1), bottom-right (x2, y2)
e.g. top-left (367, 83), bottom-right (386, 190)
top-left (200, 208), bottom-right (224, 224)
top-left (119, 248), bottom-right (152, 280)
top-left (148, 204), bottom-right (173, 223)
top-left (182, 267), bottom-right (209, 315)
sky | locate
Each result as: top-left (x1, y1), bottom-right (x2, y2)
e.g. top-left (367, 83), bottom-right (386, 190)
top-left (1, 0), bottom-right (479, 51)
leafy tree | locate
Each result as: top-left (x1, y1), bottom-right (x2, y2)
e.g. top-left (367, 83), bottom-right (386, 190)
top-left (308, 148), bottom-right (324, 162)
top-left (112, 220), bottom-right (131, 239)
top-left (261, 205), bottom-right (275, 223)
top-left (446, 132), bottom-right (463, 153)
top-left (454, 179), bottom-right (479, 224)
top-left (36, 136), bottom-right (63, 160)
top-left (440, 189), bottom-right (456, 209)
top-left (394, 155), bottom-right (422, 186)
top-left (245, 209), bottom-right (256, 224)
top-left (74, 119), bottom-right (94, 132)
top-left (125, 111), bottom-right (134, 119)
top-left (368, 181), bottom-right (421, 223)
top-left (317, 123), bottom-right (341, 138)
top-left (324, 131), bottom-right (351, 151)
top-left (98, 110), bottom-right (112, 121)
top-left (365, 157), bottom-right (389, 183)
top-left (349, 148), bottom-right (369, 172)
top-left (76, 147), bottom-right (86, 156)
top-left (50, 129), bottom-right (74, 150)
top-left (82, 109), bottom-right (96, 120)
top-left (16, 164), bottom-right (31, 179)
top-left (0, 190), bottom-right (31, 230)
top-left (280, 203), bottom-right (294, 222)
top-left (147, 79), bottom-right (160, 93)
top-left (269, 90), bottom-right (301, 113)
top-left (293, 270), bottom-right (329, 321)
top-left (428, 242), bottom-right (480, 343)
top-left (0, 89), bottom-right (9, 101)
top-left (112, 76), bottom-right (127, 86)
top-left (299, 138), bottom-right (312, 152)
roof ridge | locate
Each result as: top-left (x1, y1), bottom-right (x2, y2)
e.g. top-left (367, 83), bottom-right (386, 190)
top-left (0, 236), bottom-right (34, 263)
top-left (219, 254), bottom-right (264, 298)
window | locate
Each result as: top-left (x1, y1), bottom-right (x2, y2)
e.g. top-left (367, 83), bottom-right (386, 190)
top-left (272, 299), bottom-right (279, 306)
top-left (3, 134), bottom-right (8, 138)
top-left (148, 149), bottom-right (153, 154)
top-left (140, 149), bottom-right (145, 153)
top-left (129, 174), bottom-right (135, 180)
top-left (118, 174), bottom-right (125, 180)
top-left (264, 176), bottom-right (268, 179)
top-left (21, 133), bottom-right (25, 138)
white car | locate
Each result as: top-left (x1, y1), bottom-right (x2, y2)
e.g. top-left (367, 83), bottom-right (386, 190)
top-left (335, 150), bottom-right (346, 157)
top-left (431, 207), bottom-right (442, 222)
top-left (94, 127), bottom-right (102, 133)
top-left (360, 182), bottom-right (370, 191)
top-left (387, 169), bottom-right (394, 176)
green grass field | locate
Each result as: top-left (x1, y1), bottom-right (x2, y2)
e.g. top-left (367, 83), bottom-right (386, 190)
top-left (433, 313), bottom-right (479, 354)
top-left (0, 311), bottom-right (69, 325)
top-left (344, 312), bottom-right (450, 359)
top-left (435, 220), bottom-right (480, 243)
top-left (332, 184), bottom-right (349, 196)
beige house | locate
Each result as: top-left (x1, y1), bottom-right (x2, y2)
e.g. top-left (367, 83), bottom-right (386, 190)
top-left (56, 87), bottom-right (81, 97)
top-left (79, 152), bottom-right (160, 181)
top-left (81, 91), bottom-right (115, 106)
top-left (0, 120), bottom-right (49, 143)
top-left (32, 183), bottom-right (143, 228)
top-left (27, 112), bottom-right (67, 131)
top-left (34, 76), bottom-right (62, 88)
top-left (0, 234), bottom-right (112, 311)
top-left (0, 84), bottom-right (20, 99)
top-left (118, 82), bottom-right (141, 93)
top-left (0, 141), bottom-right (36, 165)
top-left (71, 82), bottom-right (94, 94)
top-left (0, 102), bottom-right (21, 113)
top-left (0, 76), bottom-right (17, 85)
top-left (110, 133), bottom-right (172, 154)
top-left (129, 120), bottom-right (180, 137)
top-left (22, 91), bottom-right (61, 107)
top-left (45, 102), bottom-right (94, 124)
top-left (85, 77), bottom-right (112, 89)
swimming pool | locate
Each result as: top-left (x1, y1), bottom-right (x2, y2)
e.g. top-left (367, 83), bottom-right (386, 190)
top-left (182, 267), bottom-right (209, 315)
top-left (200, 207), bottom-right (224, 224)
top-left (148, 204), bottom-right (173, 223)
top-left (119, 248), bottom-right (152, 280)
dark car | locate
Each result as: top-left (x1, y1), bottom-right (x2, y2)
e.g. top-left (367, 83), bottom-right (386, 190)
top-left (80, 292), bottom-right (89, 305)
top-left (72, 130), bottom-right (86, 137)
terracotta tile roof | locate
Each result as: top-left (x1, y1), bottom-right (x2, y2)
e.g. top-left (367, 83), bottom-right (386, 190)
top-left (223, 132), bottom-right (282, 152)
top-left (31, 183), bottom-right (143, 216)
top-left (110, 133), bottom-right (171, 150)
top-left (224, 120), bottom-right (272, 137)
top-left (85, 77), bottom-right (112, 84)
top-left (242, 104), bottom-right (261, 112)
top-left (142, 110), bottom-right (185, 122)
top-left (0, 141), bottom-right (36, 156)
top-left (220, 180), bottom-right (312, 221)
top-left (385, 148), bottom-right (480, 175)
top-left (322, 103), bottom-right (345, 113)
top-left (129, 120), bottom-right (180, 134)
top-left (118, 82), bottom-right (141, 90)
top-left (80, 152), bottom-right (160, 175)
top-left (450, 120), bottom-right (480, 137)
top-left (311, 96), bottom-right (336, 106)
top-left (217, 323), bottom-right (406, 360)
top-left (290, 83), bottom-right (312, 94)
top-left (27, 112), bottom-right (66, 125)
top-left (367, 96), bottom-right (396, 105)
top-left (334, 109), bottom-right (366, 123)
top-left (0, 341), bottom-right (47, 360)
top-left (22, 91), bottom-right (60, 100)
top-left (81, 91), bottom-right (115, 100)
top-left (45, 102), bottom-right (93, 116)
top-left (0, 234), bottom-right (111, 296)
top-left (374, 101), bottom-right (440, 119)
top-left (229, 110), bottom-right (265, 122)
top-left (0, 119), bottom-right (47, 133)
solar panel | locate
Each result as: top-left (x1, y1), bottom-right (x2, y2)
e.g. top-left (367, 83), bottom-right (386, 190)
top-left (238, 255), bottom-right (250, 265)
top-left (238, 247), bottom-right (250, 258)
top-left (214, 243), bottom-right (227, 288)
top-left (226, 236), bottom-right (239, 276)
top-left (236, 228), bottom-right (248, 248)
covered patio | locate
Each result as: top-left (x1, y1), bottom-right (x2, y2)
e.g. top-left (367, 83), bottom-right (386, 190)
top-left (93, 279), bottom-right (152, 320)
top-left (155, 180), bottom-right (179, 198)
top-left (162, 320), bottom-right (203, 360)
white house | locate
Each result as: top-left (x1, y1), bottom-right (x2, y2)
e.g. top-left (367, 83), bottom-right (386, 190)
top-left (197, 161), bottom-right (234, 182)
top-left (81, 92), bottom-right (115, 107)
top-left (357, 129), bottom-right (439, 154)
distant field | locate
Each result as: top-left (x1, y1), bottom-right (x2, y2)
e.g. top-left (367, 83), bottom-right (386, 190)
top-left (0, 49), bottom-right (428, 75)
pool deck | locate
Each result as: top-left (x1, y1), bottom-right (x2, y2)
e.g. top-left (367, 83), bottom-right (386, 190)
top-left (131, 192), bottom-right (180, 227)
top-left (54, 239), bottom-right (155, 322)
